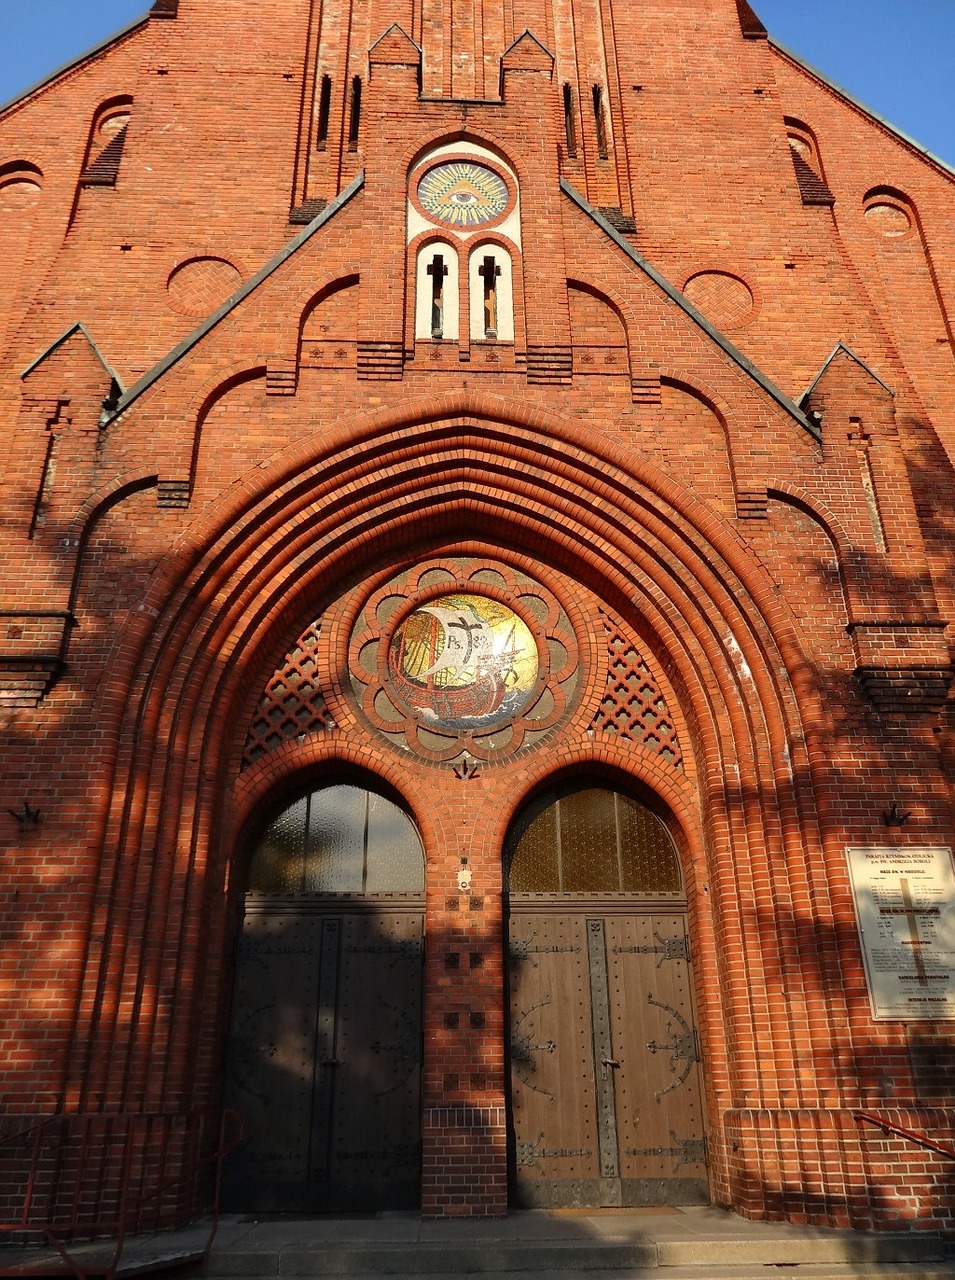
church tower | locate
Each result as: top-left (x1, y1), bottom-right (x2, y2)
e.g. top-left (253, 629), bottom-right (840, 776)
top-left (1, 0), bottom-right (953, 1230)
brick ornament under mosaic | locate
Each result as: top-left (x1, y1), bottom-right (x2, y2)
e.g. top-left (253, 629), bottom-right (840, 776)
top-left (589, 611), bottom-right (683, 769)
top-left (241, 619), bottom-right (333, 768)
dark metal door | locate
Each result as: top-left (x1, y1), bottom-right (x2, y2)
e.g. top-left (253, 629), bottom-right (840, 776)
top-left (223, 900), bottom-right (423, 1211)
top-left (508, 903), bottom-right (707, 1207)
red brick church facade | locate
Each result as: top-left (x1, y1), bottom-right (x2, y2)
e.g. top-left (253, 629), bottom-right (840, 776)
top-left (1, 0), bottom-right (953, 1231)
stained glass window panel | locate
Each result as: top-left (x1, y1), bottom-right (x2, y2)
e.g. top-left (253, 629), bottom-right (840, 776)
top-left (508, 800), bottom-right (560, 892)
top-left (365, 790), bottom-right (426, 893)
top-left (248, 796), bottom-right (307, 892)
top-left (506, 784), bottom-right (682, 895)
top-left (248, 785), bottom-right (424, 895)
top-left (618, 794), bottom-right (682, 892)
top-left (559, 787), bottom-right (619, 893)
top-left (305, 784), bottom-right (366, 893)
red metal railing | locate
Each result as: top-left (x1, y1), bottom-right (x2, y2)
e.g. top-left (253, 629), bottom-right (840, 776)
top-left (0, 1108), bottom-right (242, 1279)
top-left (853, 1111), bottom-right (955, 1163)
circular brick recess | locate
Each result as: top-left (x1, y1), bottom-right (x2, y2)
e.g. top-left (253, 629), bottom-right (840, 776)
top-left (0, 177), bottom-right (42, 212)
top-left (864, 201), bottom-right (912, 238)
top-left (166, 255), bottom-right (242, 317)
top-left (683, 270), bottom-right (756, 329)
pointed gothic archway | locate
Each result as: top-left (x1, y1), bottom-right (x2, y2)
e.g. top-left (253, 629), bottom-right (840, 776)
top-left (222, 781), bottom-right (426, 1212)
top-left (69, 398), bottom-right (837, 1220)
top-left (504, 781), bottom-right (708, 1208)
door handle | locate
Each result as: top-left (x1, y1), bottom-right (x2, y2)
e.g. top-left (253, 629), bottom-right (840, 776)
top-left (601, 1058), bottom-right (620, 1079)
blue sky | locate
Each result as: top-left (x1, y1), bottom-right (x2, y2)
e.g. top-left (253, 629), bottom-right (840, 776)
top-left (1, 1), bottom-right (953, 168)
top-left (756, 0), bottom-right (955, 168)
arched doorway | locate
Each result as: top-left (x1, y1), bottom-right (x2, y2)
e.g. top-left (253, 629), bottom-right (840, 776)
top-left (505, 782), bottom-right (707, 1208)
top-left (222, 783), bottom-right (425, 1212)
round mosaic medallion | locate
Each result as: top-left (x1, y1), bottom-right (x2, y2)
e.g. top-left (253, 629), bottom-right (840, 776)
top-left (388, 593), bottom-right (538, 730)
top-left (417, 162), bottom-right (509, 228)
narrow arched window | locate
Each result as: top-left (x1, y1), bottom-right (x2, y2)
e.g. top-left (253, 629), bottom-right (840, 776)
top-left (316, 74), bottom-right (332, 150)
top-left (593, 85), bottom-right (608, 160)
top-left (563, 83), bottom-right (577, 158)
top-left (81, 97), bottom-right (133, 187)
top-left (348, 76), bottom-right (362, 150)
top-left (415, 242), bottom-right (459, 340)
top-left (469, 245), bottom-right (513, 342)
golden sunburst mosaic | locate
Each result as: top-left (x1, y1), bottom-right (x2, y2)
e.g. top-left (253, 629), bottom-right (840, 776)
top-left (417, 161), bottom-right (510, 228)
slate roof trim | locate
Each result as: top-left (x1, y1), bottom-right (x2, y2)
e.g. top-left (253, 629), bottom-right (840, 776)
top-left (104, 172), bottom-right (365, 424)
top-left (770, 39), bottom-right (955, 182)
top-left (0, 13), bottom-right (150, 118)
top-left (560, 178), bottom-right (818, 440)
top-left (21, 321), bottom-right (125, 389)
top-left (802, 342), bottom-right (895, 403)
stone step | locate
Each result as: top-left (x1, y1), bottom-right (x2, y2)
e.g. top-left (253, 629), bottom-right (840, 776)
top-left (196, 1234), bottom-right (955, 1277)
top-left (301, 1272), bottom-right (955, 1280)
top-left (197, 1265), bottom-right (955, 1280)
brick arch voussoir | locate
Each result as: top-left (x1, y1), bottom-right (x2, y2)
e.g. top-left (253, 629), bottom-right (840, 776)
top-left (91, 400), bottom-right (822, 827)
top-left (65, 470), bottom-right (159, 550)
top-left (657, 370), bottom-right (736, 435)
top-left (767, 482), bottom-right (858, 557)
top-left (567, 274), bottom-right (638, 346)
top-left (143, 446), bottom-right (778, 714)
top-left (78, 423), bottom-right (838, 1110)
top-left (112, 475), bottom-right (809, 947)
top-left (106, 399), bottom-right (824, 772)
top-left (188, 361), bottom-right (266, 433)
top-left (403, 129), bottom-right (528, 188)
top-left (150, 387), bottom-right (778, 596)
top-left (65, 473), bottom-right (161, 656)
top-left (96, 490), bottom-right (760, 898)
top-left (766, 481), bottom-right (859, 632)
top-left (294, 266), bottom-right (361, 331)
top-left (204, 484), bottom-right (742, 767)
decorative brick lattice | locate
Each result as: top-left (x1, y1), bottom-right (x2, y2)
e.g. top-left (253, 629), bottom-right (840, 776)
top-left (241, 620), bottom-right (333, 768)
top-left (590, 613), bottom-right (683, 768)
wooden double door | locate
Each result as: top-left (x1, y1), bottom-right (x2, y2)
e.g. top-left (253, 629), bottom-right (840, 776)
top-left (223, 783), bottom-right (706, 1212)
top-left (222, 899), bottom-right (424, 1212)
top-left (224, 897), bottom-right (706, 1211)
top-left (507, 901), bottom-right (708, 1207)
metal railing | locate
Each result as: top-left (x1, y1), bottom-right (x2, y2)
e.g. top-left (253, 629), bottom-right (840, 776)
top-left (0, 1108), bottom-right (242, 1278)
top-left (853, 1110), bottom-right (955, 1163)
